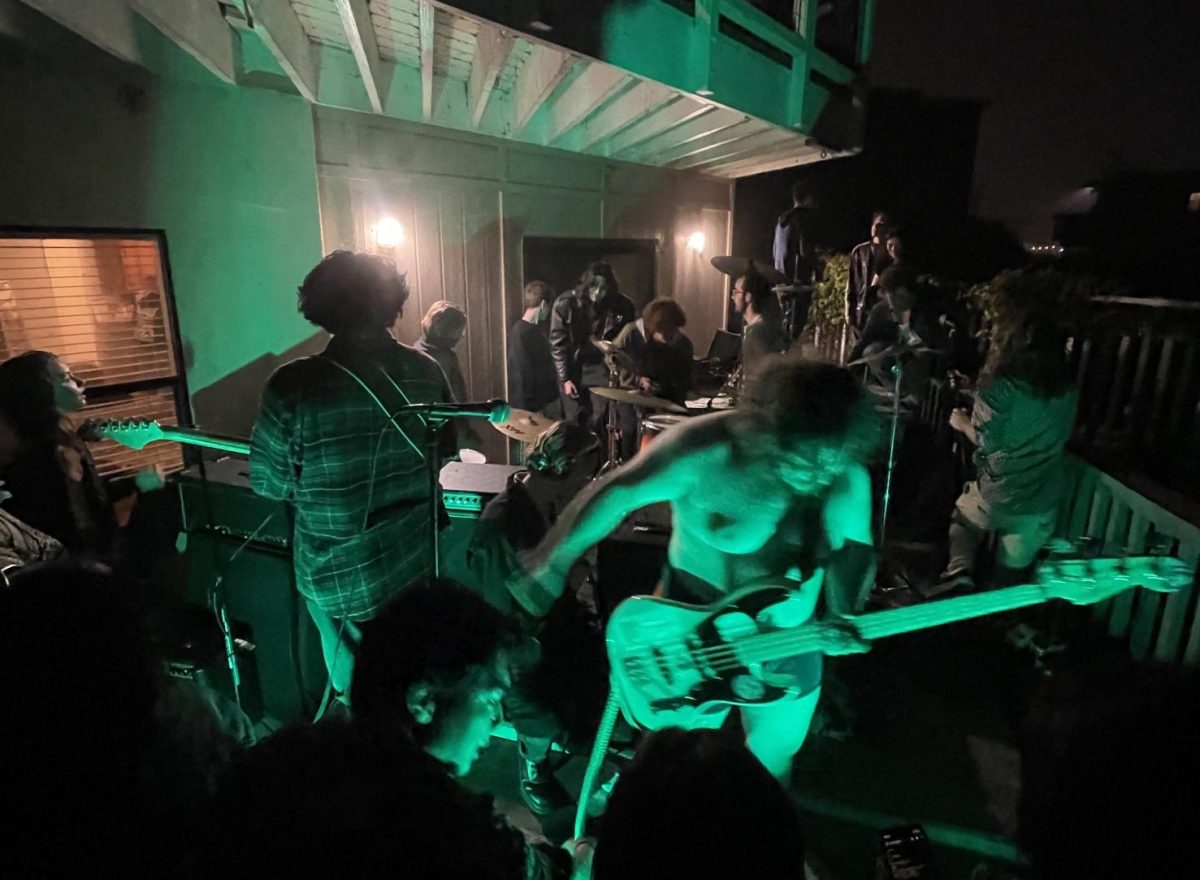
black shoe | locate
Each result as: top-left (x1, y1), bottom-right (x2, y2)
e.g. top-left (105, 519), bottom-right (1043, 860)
top-left (922, 568), bottom-right (975, 598)
top-left (518, 749), bottom-right (571, 816)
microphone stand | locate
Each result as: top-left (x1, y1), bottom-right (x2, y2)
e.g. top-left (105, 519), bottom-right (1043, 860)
top-left (424, 416), bottom-right (449, 578)
top-left (879, 358), bottom-right (904, 548)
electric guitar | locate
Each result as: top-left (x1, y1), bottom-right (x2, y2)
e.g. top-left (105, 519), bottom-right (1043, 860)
top-left (82, 418), bottom-right (250, 456)
top-left (606, 556), bottom-right (1192, 731)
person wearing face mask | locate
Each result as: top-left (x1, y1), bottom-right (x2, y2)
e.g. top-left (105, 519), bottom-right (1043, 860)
top-left (0, 350), bottom-right (164, 567)
top-left (507, 281), bottom-right (560, 417)
top-left (548, 261), bottom-right (635, 433)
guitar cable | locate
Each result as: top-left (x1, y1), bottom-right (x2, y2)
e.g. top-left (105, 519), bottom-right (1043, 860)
top-left (574, 689), bottom-right (622, 840)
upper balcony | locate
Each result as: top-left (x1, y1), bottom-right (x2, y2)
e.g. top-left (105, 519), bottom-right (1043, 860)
top-left (12, 0), bottom-right (873, 178)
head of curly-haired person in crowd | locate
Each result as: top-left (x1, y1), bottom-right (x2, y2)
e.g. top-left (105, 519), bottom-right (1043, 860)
top-left (352, 579), bottom-right (515, 777)
top-left (592, 728), bottom-right (806, 880)
top-left (297, 250), bottom-right (410, 336)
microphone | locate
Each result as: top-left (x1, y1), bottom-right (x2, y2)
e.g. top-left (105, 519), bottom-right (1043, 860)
top-left (395, 399), bottom-right (511, 424)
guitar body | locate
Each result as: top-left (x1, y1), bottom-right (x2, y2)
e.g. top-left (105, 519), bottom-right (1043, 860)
top-left (606, 586), bottom-right (815, 731)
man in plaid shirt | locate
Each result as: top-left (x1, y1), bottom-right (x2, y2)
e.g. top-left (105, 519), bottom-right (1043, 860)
top-left (251, 251), bottom-right (454, 703)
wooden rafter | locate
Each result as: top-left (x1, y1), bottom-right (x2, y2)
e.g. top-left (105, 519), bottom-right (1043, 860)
top-left (468, 22), bottom-right (514, 128)
top-left (334, 0), bottom-right (387, 113)
top-left (249, 0), bottom-right (317, 101)
top-left (576, 80), bottom-right (678, 154)
top-left (418, 0), bottom-right (434, 121)
top-left (616, 107), bottom-right (745, 162)
top-left (546, 64), bottom-right (630, 144)
top-left (18, 0), bottom-right (140, 64)
top-left (603, 98), bottom-right (714, 157)
top-left (511, 41), bottom-right (573, 133)
top-left (669, 125), bottom-right (797, 171)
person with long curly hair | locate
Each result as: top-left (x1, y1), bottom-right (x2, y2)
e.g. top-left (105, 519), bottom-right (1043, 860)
top-left (936, 276), bottom-right (1080, 593)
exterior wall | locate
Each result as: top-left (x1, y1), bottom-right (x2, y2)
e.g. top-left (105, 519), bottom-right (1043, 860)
top-left (313, 106), bottom-right (732, 460)
top-left (0, 8), bottom-right (323, 434)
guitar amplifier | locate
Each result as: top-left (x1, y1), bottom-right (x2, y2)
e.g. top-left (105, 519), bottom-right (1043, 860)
top-left (176, 459), bottom-right (527, 544)
top-left (177, 459), bottom-right (291, 550)
top-left (596, 502), bottom-right (672, 619)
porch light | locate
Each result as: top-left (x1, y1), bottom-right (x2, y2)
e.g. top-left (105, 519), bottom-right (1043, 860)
top-left (376, 216), bottom-right (404, 249)
top-left (686, 230), bottom-right (706, 253)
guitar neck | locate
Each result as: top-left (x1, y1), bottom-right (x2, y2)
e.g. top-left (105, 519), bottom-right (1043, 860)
top-left (853, 583), bottom-right (1048, 641)
top-left (156, 426), bottom-right (250, 456)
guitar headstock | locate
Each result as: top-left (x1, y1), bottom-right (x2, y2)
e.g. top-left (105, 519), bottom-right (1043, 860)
top-left (1041, 556), bottom-right (1194, 605)
top-left (81, 418), bottom-right (165, 450)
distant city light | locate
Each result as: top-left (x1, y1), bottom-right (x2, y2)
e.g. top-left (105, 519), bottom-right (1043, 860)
top-left (686, 230), bottom-right (706, 253)
top-left (376, 216), bottom-right (404, 249)
top-left (1023, 241), bottom-right (1064, 256)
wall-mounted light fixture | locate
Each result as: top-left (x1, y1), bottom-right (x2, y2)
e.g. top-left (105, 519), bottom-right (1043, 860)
top-left (686, 230), bottom-right (706, 253)
top-left (375, 216), bottom-right (404, 249)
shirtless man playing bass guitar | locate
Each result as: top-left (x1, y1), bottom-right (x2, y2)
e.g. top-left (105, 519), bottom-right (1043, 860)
top-left (508, 359), bottom-right (879, 781)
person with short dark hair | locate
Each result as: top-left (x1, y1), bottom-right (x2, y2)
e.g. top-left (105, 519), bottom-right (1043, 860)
top-left (509, 359), bottom-right (879, 781)
top-left (204, 719), bottom-right (529, 880)
top-left (847, 210), bottom-right (892, 328)
top-left (508, 281), bottom-right (560, 416)
top-left (848, 265), bottom-right (937, 398)
top-left (350, 579), bottom-right (575, 878)
top-left (549, 261), bottom-right (635, 432)
top-left (730, 271), bottom-right (789, 383)
top-left (250, 251), bottom-right (454, 704)
top-left (592, 728), bottom-right (807, 880)
top-left (774, 180), bottom-right (817, 285)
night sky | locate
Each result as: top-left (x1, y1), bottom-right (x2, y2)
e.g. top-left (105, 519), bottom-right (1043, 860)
top-left (869, 0), bottom-right (1200, 240)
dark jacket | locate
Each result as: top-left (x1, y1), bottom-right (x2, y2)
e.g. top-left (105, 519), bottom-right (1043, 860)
top-left (548, 288), bottom-right (635, 385)
top-left (506, 320), bottom-right (558, 413)
top-left (847, 240), bottom-right (891, 326)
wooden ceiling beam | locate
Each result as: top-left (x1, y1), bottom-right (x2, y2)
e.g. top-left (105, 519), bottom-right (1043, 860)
top-left (334, 0), bottom-right (388, 113)
top-left (575, 80), bottom-right (678, 154)
top-left (546, 64), bottom-right (631, 145)
top-left (602, 98), bottom-right (714, 157)
top-left (467, 22), bottom-right (514, 128)
top-left (18, 0), bottom-right (140, 65)
top-left (615, 107), bottom-right (746, 162)
top-left (248, 0), bottom-right (317, 101)
top-left (511, 41), bottom-right (573, 133)
top-left (418, 0), bottom-right (435, 120)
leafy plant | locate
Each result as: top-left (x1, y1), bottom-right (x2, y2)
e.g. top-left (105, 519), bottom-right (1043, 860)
top-left (810, 251), bottom-right (849, 328)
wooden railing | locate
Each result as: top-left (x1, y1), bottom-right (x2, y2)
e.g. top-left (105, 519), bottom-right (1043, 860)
top-left (1054, 458), bottom-right (1200, 666)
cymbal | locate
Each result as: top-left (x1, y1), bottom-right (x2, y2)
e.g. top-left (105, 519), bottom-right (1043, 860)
top-left (587, 384), bottom-right (688, 414)
top-left (847, 343), bottom-right (939, 367)
top-left (592, 339), bottom-right (636, 370)
top-left (492, 408), bottom-right (555, 443)
top-left (709, 256), bottom-right (787, 286)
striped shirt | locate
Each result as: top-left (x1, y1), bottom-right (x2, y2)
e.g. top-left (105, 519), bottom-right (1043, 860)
top-left (250, 333), bottom-right (451, 621)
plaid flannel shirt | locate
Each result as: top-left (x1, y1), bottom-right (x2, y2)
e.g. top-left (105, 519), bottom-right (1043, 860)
top-left (250, 333), bottom-right (451, 621)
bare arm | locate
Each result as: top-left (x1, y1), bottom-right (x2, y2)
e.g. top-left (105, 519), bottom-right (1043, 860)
top-left (509, 420), bottom-right (715, 616)
top-left (821, 464), bottom-right (876, 617)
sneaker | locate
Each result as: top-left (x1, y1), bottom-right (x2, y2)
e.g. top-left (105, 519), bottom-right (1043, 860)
top-left (518, 746), bottom-right (571, 816)
top-left (923, 568), bottom-right (975, 598)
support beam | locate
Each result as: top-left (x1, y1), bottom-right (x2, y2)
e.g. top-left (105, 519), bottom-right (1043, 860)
top-left (615, 107), bottom-right (745, 162)
top-left (699, 139), bottom-right (827, 178)
top-left (602, 98), bottom-right (714, 157)
top-left (334, 0), bottom-right (387, 113)
top-left (130, 0), bottom-right (237, 84)
top-left (669, 125), bottom-right (797, 171)
top-left (511, 41), bottom-right (573, 133)
top-left (468, 23), bottom-right (514, 128)
top-left (249, 0), bottom-right (317, 101)
top-left (546, 64), bottom-right (630, 144)
top-left (647, 119), bottom-right (762, 166)
top-left (576, 80), bottom-right (677, 154)
top-left (418, 0), bottom-right (434, 121)
top-left (19, 0), bottom-right (140, 64)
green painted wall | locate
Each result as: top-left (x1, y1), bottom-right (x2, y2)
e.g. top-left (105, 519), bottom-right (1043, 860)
top-left (0, 14), bottom-right (322, 432)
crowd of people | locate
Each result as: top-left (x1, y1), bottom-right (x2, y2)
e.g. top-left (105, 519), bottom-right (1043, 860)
top-left (0, 213), bottom-right (1191, 878)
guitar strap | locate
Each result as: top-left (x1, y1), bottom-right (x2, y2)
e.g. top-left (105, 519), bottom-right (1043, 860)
top-left (319, 345), bottom-right (431, 532)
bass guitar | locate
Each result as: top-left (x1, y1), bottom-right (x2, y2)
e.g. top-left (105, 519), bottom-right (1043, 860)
top-left (82, 418), bottom-right (250, 456)
top-left (606, 555), bottom-right (1192, 730)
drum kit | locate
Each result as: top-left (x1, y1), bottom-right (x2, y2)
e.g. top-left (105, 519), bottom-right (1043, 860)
top-left (709, 255), bottom-right (813, 341)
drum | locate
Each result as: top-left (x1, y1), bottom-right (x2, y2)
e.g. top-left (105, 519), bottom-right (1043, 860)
top-left (638, 414), bottom-right (689, 453)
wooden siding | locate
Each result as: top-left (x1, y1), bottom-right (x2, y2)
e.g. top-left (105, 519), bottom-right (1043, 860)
top-left (314, 106), bottom-right (731, 462)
